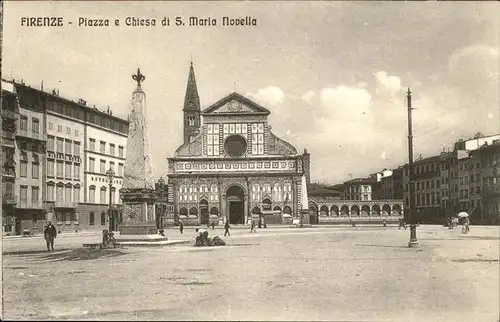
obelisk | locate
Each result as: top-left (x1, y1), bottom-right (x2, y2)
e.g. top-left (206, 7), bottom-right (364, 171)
top-left (118, 68), bottom-right (163, 240)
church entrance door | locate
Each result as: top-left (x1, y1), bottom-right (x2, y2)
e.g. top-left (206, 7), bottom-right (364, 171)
top-left (226, 185), bottom-right (245, 225)
top-left (200, 199), bottom-right (209, 225)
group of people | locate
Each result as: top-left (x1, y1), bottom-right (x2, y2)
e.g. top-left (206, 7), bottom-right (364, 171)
top-left (447, 216), bottom-right (471, 234)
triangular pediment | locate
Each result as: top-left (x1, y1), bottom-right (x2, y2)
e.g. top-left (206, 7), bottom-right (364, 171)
top-left (201, 92), bottom-right (271, 115)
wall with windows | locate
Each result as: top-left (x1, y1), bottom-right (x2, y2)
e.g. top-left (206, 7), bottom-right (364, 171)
top-left (84, 124), bottom-right (127, 205)
top-left (45, 113), bottom-right (85, 206)
top-left (16, 107), bottom-right (44, 209)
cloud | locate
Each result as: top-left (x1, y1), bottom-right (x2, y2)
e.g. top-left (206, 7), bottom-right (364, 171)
top-left (374, 71), bottom-right (402, 97)
top-left (319, 85), bottom-right (372, 120)
top-left (247, 86), bottom-right (285, 106)
top-left (301, 90), bottom-right (315, 104)
top-left (447, 45), bottom-right (499, 92)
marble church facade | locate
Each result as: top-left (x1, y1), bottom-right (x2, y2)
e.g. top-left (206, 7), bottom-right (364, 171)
top-left (167, 64), bottom-right (310, 225)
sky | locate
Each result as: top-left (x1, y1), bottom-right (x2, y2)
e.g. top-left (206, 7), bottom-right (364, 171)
top-left (3, 1), bottom-right (499, 184)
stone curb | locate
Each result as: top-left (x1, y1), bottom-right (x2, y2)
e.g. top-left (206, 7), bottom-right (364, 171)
top-left (116, 240), bottom-right (190, 247)
top-left (2, 231), bottom-right (100, 239)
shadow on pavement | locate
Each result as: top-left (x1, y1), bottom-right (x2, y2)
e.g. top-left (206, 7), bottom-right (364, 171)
top-left (6, 248), bottom-right (127, 262)
top-left (354, 243), bottom-right (410, 249)
top-left (452, 259), bottom-right (499, 263)
top-left (421, 236), bottom-right (500, 241)
top-left (3, 249), bottom-right (72, 256)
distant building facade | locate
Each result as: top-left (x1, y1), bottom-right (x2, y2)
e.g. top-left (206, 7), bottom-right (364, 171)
top-left (2, 81), bottom-right (20, 233)
top-left (167, 64), bottom-right (310, 226)
top-left (470, 141), bottom-right (500, 224)
top-left (343, 177), bottom-right (376, 201)
top-left (1, 79), bottom-right (129, 235)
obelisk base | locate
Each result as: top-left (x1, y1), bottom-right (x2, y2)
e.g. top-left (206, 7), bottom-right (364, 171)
top-left (117, 188), bottom-right (166, 242)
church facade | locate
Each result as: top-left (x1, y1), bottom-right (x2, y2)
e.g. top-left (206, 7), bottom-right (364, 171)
top-left (167, 64), bottom-right (310, 225)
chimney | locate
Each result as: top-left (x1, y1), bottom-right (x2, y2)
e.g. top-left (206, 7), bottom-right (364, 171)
top-left (78, 99), bottom-right (87, 106)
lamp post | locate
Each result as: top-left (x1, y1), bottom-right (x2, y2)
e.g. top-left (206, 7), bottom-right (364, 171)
top-left (407, 88), bottom-right (418, 247)
top-left (106, 167), bottom-right (115, 231)
top-left (158, 177), bottom-right (165, 230)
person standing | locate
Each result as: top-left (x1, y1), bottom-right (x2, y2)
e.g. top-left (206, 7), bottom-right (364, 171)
top-left (212, 221), bottom-right (215, 230)
top-left (250, 221), bottom-right (256, 233)
top-left (44, 221), bottom-right (57, 251)
top-left (224, 221), bottom-right (231, 237)
top-left (462, 217), bottom-right (470, 234)
top-left (179, 222), bottom-right (184, 235)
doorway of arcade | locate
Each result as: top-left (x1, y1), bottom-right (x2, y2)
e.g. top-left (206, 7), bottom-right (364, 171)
top-left (226, 185), bottom-right (245, 225)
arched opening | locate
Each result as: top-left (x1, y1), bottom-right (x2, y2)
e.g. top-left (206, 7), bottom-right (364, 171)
top-left (372, 204), bottom-right (381, 216)
top-left (226, 185), bottom-right (245, 225)
top-left (361, 205), bottom-right (370, 216)
top-left (309, 204), bottom-right (318, 224)
top-left (199, 199), bottom-right (209, 224)
top-left (392, 204), bottom-right (402, 216)
top-left (179, 207), bottom-right (188, 218)
top-left (351, 205), bottom-right (360, 216)
top-left (189, 207), bottom-right (198, 217)
top-left (331, 205), bottom-right (339, 216)
top-left (210, 207), bottom-right (219, 216)
top-left (382, 204), bottom-right (391, 216)
top-left (283, 206), bottom-right (292, 215)
top-left (273, 205), bottom-right (282, 212)
top-left (340, 205), bottom-right (349, 217)
top-left (320, 205), bottom-right (329, 217)
top-left (262, 198), bottom-right (272, 211)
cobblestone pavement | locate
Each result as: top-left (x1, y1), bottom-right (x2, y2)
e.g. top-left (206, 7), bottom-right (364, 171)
top-left (2, 225), bottom-right (499, 321)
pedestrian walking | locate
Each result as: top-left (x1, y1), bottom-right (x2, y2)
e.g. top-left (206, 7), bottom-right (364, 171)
top-left (250, 221), bottom-right (256, 233)
top-left (224, 221), bottom-right (231, 236)
top-left (212, 221), bottom-right (215, 230)
top-left (383, 220), bottom-right (387, 227)
top-left (44, 221), bottom-right (57, 251)
top-left (179, 222), bottom-right (184, 235)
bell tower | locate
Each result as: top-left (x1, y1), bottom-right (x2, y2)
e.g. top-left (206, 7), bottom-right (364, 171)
top-left (183, 62), bottom-right (201, 144)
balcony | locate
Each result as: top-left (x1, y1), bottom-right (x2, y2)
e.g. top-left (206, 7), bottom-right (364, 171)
top-left (1, 109), bottom-right (18, 120)
top-left (2, 193), bottom-right (17, 205)
top-left (16, 130), bottom-right (47, 141)
top-left (2, 130), bottom-right (16, 140)
top-left (2, 165), bottom-right (16, 178)
top-left (17, 201), bottom-right (43, 209)
top-left (54, 200), bottom-right (79, 208)
top-left (482, 185), bottom-right (500, 198)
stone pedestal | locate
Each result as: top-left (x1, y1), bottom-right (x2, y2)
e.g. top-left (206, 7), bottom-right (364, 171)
top-left (300, 209), bottom-right (310, 225)
top-left (116, 188), bottom-right (168, 242)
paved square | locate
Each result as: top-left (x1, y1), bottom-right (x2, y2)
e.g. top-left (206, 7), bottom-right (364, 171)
top-left (2, 225), bottom-right (499, 321)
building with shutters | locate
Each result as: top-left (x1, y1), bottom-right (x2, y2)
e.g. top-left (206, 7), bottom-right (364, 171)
top-left (1, 78), bottom-right (128, 234)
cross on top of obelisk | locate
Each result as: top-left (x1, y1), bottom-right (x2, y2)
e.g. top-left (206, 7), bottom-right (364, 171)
top-left (132, 68), bottom-right (146, 87)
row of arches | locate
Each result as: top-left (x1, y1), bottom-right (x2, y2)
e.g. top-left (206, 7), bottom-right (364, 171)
top-left (251, 205), bottom-right (292, 214)
top-left (178, 205), bottom-right (295, 217)
top-left (309, 203), bottom-right (402, 217)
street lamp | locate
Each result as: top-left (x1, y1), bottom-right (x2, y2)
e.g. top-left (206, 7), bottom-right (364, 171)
top-left (106, 167), bottom-right (115, 231)
top-left (407, 88), bottom-right (418, 247)
top-left (158, 177), bottom-right (165, 230)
